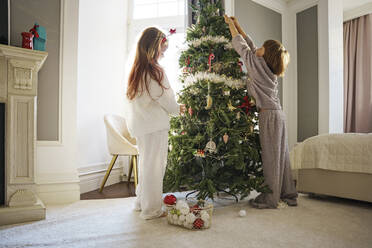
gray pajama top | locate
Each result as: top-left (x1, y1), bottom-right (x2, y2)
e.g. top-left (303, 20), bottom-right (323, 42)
top-left (232, 34), bottom-right (281, 111)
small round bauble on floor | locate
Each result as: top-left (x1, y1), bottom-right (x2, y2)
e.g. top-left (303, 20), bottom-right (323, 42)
top-left (239, 209), bottom-right (246, 217)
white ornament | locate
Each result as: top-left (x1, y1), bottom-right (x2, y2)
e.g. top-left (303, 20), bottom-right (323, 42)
top-left (201, 212), bottom-right (210, 222)
top-left (173, 214), bottom-right (179, 221)
top-left (180, 207), bottom-right (189, 215)
top-left (179, 214), bottom-right (186, 222)
top-left (203, 220), bottom-right (210, 228)
top-left (205, 140), bottom-right (217, 153)
top-left (200, 210), bottom-right (208, 216)
top-left (176, 200), bottom-right (188, 210)
top-left (183, 221), bottom-right (189, 228)
top-left (239, 210), bottom-right (246, 217)
top-left (178, 219), bottom-right (184, 225)
top-left (186, 213), bottom-right (196, 224)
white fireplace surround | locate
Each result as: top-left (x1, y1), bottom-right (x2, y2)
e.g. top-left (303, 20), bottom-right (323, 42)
top-left (0, 44), bottom-right (48, 225)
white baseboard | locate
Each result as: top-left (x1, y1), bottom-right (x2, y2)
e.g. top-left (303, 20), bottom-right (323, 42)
top-left (36, 182), bottom-right (80, 205)
top-left (78, 157), bottom-right (131, 194)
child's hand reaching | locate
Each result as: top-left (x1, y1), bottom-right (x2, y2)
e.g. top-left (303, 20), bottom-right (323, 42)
top-left (230, 17), bottom-right (246, 37)
top-left (224, 15), bottom-right (239, 38)
top-left (224, 14), bottom-right (233, 25)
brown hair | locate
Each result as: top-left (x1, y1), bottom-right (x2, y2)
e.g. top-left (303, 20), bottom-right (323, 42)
top-left (262, 40), bottom-right (290, 77)
top-left (126, 27), bottom-right (167, 100)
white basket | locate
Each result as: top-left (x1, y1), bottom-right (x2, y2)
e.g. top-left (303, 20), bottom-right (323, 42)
top-left (165, 199), bottom-right (213, 230)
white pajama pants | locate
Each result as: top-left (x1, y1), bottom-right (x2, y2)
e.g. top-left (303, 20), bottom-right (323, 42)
top-left (135, 130), bottom-right (169, 220)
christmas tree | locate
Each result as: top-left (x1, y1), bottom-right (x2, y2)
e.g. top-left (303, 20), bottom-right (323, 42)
top-left (163, 0), bottom-right (268, 201)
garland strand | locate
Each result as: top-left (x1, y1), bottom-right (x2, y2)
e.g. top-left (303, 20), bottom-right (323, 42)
top-left (183, 71), bottom-right (246, 89)
top-left (187, 35), bottom-right (233, 50)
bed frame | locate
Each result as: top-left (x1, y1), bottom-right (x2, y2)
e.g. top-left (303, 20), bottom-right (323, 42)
top-left (292, 169), bottom-right (372, 203)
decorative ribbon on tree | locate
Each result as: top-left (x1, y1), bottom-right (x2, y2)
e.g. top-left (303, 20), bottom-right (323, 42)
top-left (29, 24), bottom-right (40, 38)
top-left (183, 56), bottom-right (192, 73)
top-left (208, 53), bottom-right (215, 72)
top-left (238, 61), bottom-right (243, 72)
top-left (238, 96), bottom-right (251, 114)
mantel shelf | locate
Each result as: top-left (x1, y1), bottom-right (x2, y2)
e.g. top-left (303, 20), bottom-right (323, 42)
top-left (0, 44), bottom-right (48, 71)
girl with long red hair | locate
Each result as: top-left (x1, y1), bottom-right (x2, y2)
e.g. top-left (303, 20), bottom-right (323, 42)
top-left (126, 27), bottom-right (185, 219)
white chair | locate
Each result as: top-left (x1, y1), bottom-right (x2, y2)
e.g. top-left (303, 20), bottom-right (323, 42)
top-left (100, 114), bottom-right (138, 192)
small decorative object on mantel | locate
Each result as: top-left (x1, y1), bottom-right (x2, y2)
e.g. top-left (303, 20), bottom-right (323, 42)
top-left (21, 32), bottom-right (34, 49)
top-left (30, 23), bottom-right (47, 51)
top-left (164, 195), bottom-right (213, 230)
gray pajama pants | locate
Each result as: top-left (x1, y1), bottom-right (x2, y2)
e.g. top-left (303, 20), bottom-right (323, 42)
top-left (256, 110), bottom-right (298, 208)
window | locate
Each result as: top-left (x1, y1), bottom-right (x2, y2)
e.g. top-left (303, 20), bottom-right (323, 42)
top-left (128, 0), bottom-right (186, 93)
top-left (133, 0), bottom-right (185, 19)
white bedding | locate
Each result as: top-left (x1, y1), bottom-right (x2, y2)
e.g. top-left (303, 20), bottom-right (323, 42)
top-left (290, 133), bottom-right (372, 174)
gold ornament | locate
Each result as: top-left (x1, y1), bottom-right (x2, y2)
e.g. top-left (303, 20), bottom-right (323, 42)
top-left (236, 112), bottom-right (241, 120)
top-left (205, 95), bottom-right (213, 110)
top-left (228, 101), bottom-right (236, 111)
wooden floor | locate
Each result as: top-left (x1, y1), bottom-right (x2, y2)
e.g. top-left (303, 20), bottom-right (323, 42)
top-left (80, 182), bottom-right (136, 200)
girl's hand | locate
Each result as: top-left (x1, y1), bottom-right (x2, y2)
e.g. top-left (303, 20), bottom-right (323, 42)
top-left (179, 104), bottom-right (186, 114)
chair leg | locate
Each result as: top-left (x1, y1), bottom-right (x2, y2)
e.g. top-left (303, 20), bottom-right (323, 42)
top-left (133, 155), bottom-right (138, 189)
top-left (99, 155), bottom-right (118, 193)
top-left (127, 156), bottom-right (133, 183)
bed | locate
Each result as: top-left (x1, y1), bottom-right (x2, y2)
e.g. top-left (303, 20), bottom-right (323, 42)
top-left (290, 133), bottom-right (372, 203)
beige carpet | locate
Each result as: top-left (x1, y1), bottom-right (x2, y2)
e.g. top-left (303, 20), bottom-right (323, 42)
top-left (0, 192), bottom-right (371, 248)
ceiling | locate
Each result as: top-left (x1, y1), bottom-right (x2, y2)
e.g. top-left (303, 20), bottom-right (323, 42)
top-left (343, 0), bottom-right (372, 11)
top-left (283, 0), bottom-right (372, 11)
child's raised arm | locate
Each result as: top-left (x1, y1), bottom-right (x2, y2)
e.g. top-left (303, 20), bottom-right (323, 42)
top-left (224, 15), bottom-right (239, 38)
top-left (231, 17), bottom-right (257, 52)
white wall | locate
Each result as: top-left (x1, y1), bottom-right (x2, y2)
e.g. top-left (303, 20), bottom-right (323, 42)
top-left (77, 0), bottom-right (129, 192)
top-left (36, 0), bottom-right (80, 205)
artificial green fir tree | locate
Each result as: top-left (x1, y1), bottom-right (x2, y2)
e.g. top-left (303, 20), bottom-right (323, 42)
top-left (163, 0), bottom-right (268, 201)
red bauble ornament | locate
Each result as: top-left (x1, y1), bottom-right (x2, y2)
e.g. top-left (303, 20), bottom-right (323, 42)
top-left (163, 194), bottom-right (177, 205)
top-left (190, 204), bottom-right (200, 213)
top-left (193, 218), bottom-right (204, 229)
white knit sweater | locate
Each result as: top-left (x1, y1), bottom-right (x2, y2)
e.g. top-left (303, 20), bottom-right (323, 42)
top-left (125, 74), bottom-right (180, 138)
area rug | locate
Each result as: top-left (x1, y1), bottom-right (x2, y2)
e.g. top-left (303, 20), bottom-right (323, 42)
top-left (0, 192), bottom-right (371, 248)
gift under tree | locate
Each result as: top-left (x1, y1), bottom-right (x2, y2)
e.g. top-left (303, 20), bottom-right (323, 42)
top-left (163, 0), bottom-right (268, 201)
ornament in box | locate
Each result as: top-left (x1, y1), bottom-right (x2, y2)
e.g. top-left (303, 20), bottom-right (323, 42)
top-left (30, 23), bottom-right (46, 51)
top-left (165, 199), bottom-right (213, 230)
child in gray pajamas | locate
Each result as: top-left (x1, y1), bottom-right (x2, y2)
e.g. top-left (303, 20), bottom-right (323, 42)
top-left (224, 15), bottom-right (298, 208)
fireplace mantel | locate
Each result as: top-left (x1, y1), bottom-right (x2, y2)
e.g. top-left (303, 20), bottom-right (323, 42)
top-left (0, 44), bottom-right (47, 225)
